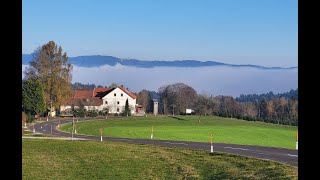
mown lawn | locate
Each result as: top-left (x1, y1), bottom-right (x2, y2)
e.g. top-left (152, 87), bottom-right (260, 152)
top-left (59, 116), bottom-right (297, 149)
top-left (22, 139), bottom-right (297, 179)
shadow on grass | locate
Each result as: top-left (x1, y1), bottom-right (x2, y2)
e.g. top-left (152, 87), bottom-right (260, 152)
top-left (169, 116), bottom-right (188, 121)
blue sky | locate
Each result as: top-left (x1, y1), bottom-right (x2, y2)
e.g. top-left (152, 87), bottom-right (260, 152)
top-left (23, 0), bottom-right (297, 67)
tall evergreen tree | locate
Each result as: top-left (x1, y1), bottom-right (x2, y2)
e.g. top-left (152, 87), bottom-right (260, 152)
top-left (22, 79), bottom-right (46, 118)
top-left (24, 41), bottom-right (73, 110)
top-left (260, 97), bottom-right (268, 120)
top-left (124, 98), bottom-right (131, 116)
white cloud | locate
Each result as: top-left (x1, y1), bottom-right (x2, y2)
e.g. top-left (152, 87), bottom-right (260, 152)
top-left (22, 64), bottom-right (298, 97)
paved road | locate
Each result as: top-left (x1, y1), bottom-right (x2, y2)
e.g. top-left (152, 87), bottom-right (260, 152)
top-left (26, 117), bottom-right (298, 167)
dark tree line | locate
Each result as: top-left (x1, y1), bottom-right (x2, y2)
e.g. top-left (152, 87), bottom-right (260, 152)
top-left (71, 82), bottom-right (125, 90)
top-left (236, 89), bottom-right (298, 103)
top-left (72, 82), bottom-right (98, 90)
top-left (145, 83), bottom-right (298, 126)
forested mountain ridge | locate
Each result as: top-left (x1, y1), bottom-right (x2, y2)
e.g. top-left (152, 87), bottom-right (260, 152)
top-left (23, 54), bottom-right (297, 69)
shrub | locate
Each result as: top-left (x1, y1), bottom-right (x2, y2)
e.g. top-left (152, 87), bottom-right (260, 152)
top-left (26, 113), bottom-right (34, 123)
top-left (73, 108), bottom-right (87, 117)
top-left (87, 110), bottom-right (98, 117)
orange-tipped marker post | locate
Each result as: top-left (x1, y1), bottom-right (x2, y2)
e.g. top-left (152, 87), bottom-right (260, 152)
top-left (210, 134), bottom-right (213, 153)
top-left (100, 128), bottom-right (103, 142)
top-left (151, 126), bottom-right (154, 139)
top-left (296, 130), bottom-right (298, 150)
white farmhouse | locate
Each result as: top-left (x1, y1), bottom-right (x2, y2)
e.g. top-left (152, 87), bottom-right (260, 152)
top-left (60, 85), bottom-right (137, 114)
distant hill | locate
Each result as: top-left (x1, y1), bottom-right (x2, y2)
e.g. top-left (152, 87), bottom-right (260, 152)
top-left (22, 54), bottom-right (297, 70)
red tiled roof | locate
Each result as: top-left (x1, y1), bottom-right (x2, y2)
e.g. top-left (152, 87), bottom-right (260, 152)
top-left (94, 87), bottom-right (114, 98)
top-left (119, 86), bottom-right (137, 99)
top-left (65, 97), bottom-right (103, 106)
top-left (73, 90), bottom-right (92, 99)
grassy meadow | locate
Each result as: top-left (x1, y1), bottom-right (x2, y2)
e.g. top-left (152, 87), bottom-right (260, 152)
top-left (59, 116), bottom-right (297, 149)
top-left (22, 139), bottom-right (297, 179)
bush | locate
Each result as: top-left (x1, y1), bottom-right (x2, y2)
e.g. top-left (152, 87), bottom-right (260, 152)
top-left (73, 108), bottom-right (87, 117)
top-left (98, 109), bottom-right (108, 116)
top-left (87, 110), bottom-right (98, 117)
top-left (26, 113), bottom-right (34, 123)
top-left (121, 110), bottom-right (131, 116)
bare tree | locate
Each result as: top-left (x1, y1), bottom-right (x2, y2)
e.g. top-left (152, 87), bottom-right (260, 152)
top-left (158, 83), bottom-right (197, 115)
top-left (194, 94), bottom-right (212, 122)
top-left (137, 89), bottom-right (152, 113)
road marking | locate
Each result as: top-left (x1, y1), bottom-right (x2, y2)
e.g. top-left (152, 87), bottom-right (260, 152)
top-left (163, 142), bottom-right (188, 145)
top-left (287, 154), bottom-right (298, 157)
top-left (114, 139), bottom-right (133, 141)
top-left (224, 147), bottom-right (249, 151)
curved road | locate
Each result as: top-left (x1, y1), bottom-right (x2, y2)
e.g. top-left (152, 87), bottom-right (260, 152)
top-left (26, 117), bottom-right (298, 167)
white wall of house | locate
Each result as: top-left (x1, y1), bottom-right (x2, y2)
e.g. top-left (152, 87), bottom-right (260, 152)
top-left (84, 106), bottom-right (102, 111)
top-left (60, 105), bottom-right (102, 112)
top-left (60, 105), bottom-right (72, 112)
top-left (101, 87), bottom-right (136, 114)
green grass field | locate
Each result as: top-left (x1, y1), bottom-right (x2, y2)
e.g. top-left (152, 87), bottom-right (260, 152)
top-left (59, 116), bottom-right (297, 149)
top-left (23, 139), bottom-right (297, 179)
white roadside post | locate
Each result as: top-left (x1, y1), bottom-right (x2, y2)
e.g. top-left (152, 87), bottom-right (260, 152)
top-left (151, 126), bottom-right (154, 139)
top-left (74, 123), bottom-right (77, 134)
top-left (24, 123), bottom-right (27, 128)
top-left (71, 121), bottom-right (74, 141)
top-left (57, 120), bottom-right (60, 128)
top-left (46, 116), bottom-right (48, 121)
top-left (33, 124), bottom-right (35, 133)
top-left (210, 134), bottom-right (213, 153)
top-left (100, 128), bottom-right (103, 142)
top-left (296, 130), bottom-right (298, 150)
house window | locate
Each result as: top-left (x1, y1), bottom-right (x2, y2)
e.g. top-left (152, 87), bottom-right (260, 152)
top-left (121, 93), bottom-right (123, 97)
top-left (117, 108), bottom-right (119, 112)
top-left (117, 101), bottom-right (120, 105)
top-left (114, 93), bottom-right (116, 96)
top-left (105, 101), bottom-right (108, 104)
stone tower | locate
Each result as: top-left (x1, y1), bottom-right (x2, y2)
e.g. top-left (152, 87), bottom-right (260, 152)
top-left (153, 99), bottom-right (158, 116)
